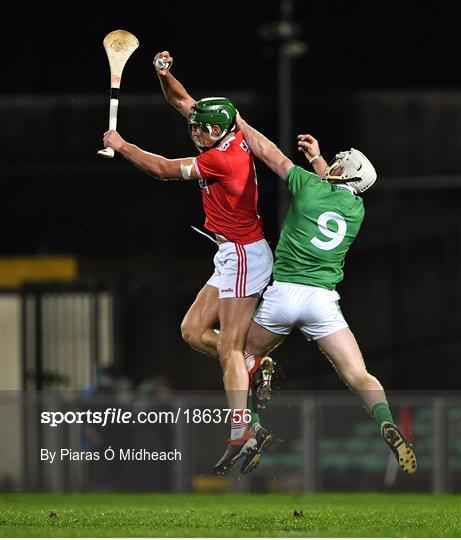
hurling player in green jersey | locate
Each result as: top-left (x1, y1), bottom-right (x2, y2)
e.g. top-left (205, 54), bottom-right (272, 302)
top-left (238, 115), bottom-right (416, 475)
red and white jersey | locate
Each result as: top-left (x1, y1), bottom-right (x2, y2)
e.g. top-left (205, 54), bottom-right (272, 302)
top-left (194, 130), bottom-right (264, 245)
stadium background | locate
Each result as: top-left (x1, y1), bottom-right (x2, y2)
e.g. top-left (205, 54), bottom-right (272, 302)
top-left (1, 0), bottom-right (461, 499)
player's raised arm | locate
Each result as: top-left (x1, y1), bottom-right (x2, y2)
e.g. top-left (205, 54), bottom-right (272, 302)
top-left (237, 115), bottom-right (293, 180)
top-left (154, 51), bottom-right (196, 118)
top-left (103, 130), bottom-right (198, 181)
top-left (297, 134), bottom-right (329, 178)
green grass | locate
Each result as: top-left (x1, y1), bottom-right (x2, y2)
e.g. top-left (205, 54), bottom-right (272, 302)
top-left (1, 492), bottom-right (461, 537)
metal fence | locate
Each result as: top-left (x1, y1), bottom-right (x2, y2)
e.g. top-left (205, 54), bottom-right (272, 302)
top-left (0, 283), bottom-right (116, 393)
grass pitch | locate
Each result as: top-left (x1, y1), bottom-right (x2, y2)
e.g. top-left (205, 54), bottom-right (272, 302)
top-left (1, 492), bottom-right (460, 537)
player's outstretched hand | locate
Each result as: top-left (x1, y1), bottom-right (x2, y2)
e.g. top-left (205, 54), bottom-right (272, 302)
top-left (297, 134), bottom-right (320, 162)
top-left (154, 51), bottom-right (173, 74)
top-left (103, 130), bottom-right (126, 153)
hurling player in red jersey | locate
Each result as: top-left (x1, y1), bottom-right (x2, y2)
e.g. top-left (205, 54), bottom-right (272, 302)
top-left (103, 51), bottom-right (273, 475)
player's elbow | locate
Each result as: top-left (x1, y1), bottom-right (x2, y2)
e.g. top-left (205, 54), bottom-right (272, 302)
top-left (260, 149), bottom-right (292, 180)
top-left (153, 163), bottom-right (169, 179)
top-left (173, 97), bottom-right (194, 118)
top-left (257, 141), bottom-right (275, 163)
top-left (148, 157), bottom-right (177, 180)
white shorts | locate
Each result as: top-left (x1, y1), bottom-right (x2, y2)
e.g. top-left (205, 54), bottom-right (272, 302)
top-left (253, 280), bottom-right (348, 341)
top-left (207, 239), bottom-right (273, 299)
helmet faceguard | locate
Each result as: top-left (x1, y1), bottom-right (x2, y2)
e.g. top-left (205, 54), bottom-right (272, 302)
top-left (188, 97), bottom-right (237, 152)
top-left (324, 148), bottom-right (377, 193)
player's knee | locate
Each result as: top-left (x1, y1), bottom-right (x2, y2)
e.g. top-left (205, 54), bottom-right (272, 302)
top-left (180, 320), bottom-right (201, 348)
top-left (348, 369), bottom-right (375, 391)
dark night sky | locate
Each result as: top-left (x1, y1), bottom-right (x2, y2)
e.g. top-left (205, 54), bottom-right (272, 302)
top-left (4, 2), bottom-right (461, 96)
top-left (3, 1), bottom-right (460, 260)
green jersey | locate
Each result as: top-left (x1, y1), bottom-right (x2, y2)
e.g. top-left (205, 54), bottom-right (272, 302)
top-left (273, 165), bottom-right (365, 290)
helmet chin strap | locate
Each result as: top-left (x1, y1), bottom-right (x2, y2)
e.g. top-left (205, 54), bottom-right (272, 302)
top-left (205, 123), bottom-right (228, 142)
top-left (191, 122), bottom-right (236, 152)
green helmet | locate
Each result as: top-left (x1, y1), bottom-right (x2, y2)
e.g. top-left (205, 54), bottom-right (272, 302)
top-left (188, 97), bottom-right (237, 150)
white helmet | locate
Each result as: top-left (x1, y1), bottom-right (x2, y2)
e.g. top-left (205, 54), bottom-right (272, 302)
top-left (324, 148), bottom-right (377, 193)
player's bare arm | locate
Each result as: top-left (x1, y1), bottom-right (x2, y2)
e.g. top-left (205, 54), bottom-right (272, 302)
top-left (237, 115), bottom-right (293, 180)
top-left (154, 50), bottom-right (196, 118)
top-left (103, 130), bottom-right (198, 181)
top-left (297, 134), bottom-right (328, 177)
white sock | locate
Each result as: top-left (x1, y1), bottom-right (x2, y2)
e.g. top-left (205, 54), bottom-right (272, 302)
top-left (243, 351), bottom-right (256, 372)
top-left (230, 409), bottom-right (247, 440)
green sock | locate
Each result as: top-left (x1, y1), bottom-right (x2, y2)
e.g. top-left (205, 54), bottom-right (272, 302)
top-left (247, 393), bottom-right (260, 428)
top-left (372, 402), bottom-right (394, 428)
